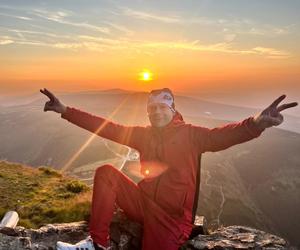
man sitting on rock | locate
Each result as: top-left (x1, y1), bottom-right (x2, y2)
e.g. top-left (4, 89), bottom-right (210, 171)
top-left (40, 87), bottom-right (297, 250)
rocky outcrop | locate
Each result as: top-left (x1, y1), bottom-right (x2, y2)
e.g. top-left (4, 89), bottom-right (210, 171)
top-left (0, 221), bottom-right (89, 250)
top-left (0, 210), bottom-right (143, 250)
top-left (181, 226), bottom-right (290, 250)
top-left (0, 212), bottom-right (291, 250)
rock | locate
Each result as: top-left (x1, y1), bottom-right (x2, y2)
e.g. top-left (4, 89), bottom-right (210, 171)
top-left (0, 211), bottom-right (290, 250)
top-left (0, 210), bottom-right (142, 250)
top-left (189, 216), bottom-right (208, 239)
top-left (110, 210), bottom-right (143, 250)
top-left (0, 221), bottom-right (89, 250)
top-left (180, 225), bottom-right (289, 250)
top-left (0, 234), bottom-right (31, 250)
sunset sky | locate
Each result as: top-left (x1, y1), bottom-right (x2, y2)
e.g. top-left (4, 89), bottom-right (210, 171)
top-left (0, 0), bottom-right (299, 103)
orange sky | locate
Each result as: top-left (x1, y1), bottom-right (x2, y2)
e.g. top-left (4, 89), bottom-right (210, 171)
top-left (0, 0), bottom-right (299, 97)
top-left (1, 47), bottom-right (299, 95)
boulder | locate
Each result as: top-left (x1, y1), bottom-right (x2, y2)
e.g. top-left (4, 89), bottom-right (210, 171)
top-left (181, 225), bottom-right (289, 250)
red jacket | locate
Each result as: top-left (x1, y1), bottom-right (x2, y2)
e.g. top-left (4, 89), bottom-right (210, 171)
top-left (62, 107), bottom-right (264, 233)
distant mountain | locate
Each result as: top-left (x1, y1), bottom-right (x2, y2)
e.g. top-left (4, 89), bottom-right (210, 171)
top-left (0, 89), bottom-right (131, 107)
top-left (1, 89), bottom-right (299, 132)
top-left (0, 92), bottom-right (42, 107)
top-left (79, 88), bottom-right (134, 95)
top-left (1, 89), bottom-right (299, 247)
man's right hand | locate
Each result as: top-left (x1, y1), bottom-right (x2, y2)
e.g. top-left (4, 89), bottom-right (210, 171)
top-left (40, 88), bottom-right (67, 114)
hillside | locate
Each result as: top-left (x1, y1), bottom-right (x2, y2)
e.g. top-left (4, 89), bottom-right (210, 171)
top-left (197, 127), bottom-right (300, 248)
top-left (0, 161), bottom-right (91, 229)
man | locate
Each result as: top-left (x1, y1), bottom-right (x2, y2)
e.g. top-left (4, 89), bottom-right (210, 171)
top-left (40, 88), bottom-right (297, 250)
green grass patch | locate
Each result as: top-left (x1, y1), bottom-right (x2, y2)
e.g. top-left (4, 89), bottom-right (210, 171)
top-left (0, 161), bottom-right (92, 229)
top-left (38, 166), bottom-right (62, 177)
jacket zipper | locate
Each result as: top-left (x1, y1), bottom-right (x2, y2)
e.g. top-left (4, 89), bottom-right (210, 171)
top-left (154, 131), bottom-right (163, 202)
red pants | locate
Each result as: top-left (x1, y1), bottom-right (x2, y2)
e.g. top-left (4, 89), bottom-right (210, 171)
top-left (89, 165), bottom-right (189, 250)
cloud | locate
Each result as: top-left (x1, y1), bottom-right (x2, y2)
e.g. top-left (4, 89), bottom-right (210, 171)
top-left (223, 34), bottom-right (236, 42)
top-left (6, 28), bottom-right (73, 39)
top-left (138, 40), bottom-right (291, 58)
top-left (0, 27), bottom-right (79, 48)
top-left (252, 47), bottom-right (290, 58)
top-left (0, 5), bottom-right (292, 59)
top-left (119, 7), bottom-right (220, 25)
top-left (78, 36), bottom-right (131, 52)
top-left (0, 12), bottom-right (32, 20)
top-left (118, 7), bottom-right (293, 38)
top-left (76, 36), bottom-right (291, 59)
top-left (103, 21), bottom-right (134, 36)
top-left (32, 9), bottom-right (70, 22)
top-left (32, 9), bottom-right (110, 34)
top-left (0, 39), bottom-right (14, 45)
top-left (53, 43), bottom-right (82, 49)
top-left (1, 30), bottom-right (290, 59)
top-left (78, 35), bottom-right (125, 45)
top-left (121, 7), bottom-right (181, 23)
top-left (141, 40), bottom-right (232, 53)
top-left (237, 26), bottom-right (292, 36)
top-left (0, 35), bottom-right (14, 45)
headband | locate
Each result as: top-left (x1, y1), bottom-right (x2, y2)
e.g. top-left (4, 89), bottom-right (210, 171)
top-left (147, 91), bottom-right (175, 113)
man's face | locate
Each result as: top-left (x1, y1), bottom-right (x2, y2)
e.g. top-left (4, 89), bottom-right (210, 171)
top-left (147, 103), bottom-right (174, 128)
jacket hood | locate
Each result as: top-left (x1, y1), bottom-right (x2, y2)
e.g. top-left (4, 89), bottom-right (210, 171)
top-left (169, 110), bottom-right (185, 127)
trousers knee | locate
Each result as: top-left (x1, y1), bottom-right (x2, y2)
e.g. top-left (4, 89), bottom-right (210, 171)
top-left (94, 164), bottom-right (118, 180)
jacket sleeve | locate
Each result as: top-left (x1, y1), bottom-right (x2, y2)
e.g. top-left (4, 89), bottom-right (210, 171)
top-left (191, 117), bottom-right (265, 153)
top-left (61, 106), bottom-right (145, 151)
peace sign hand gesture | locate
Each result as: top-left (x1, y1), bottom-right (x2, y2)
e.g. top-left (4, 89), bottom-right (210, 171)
top-left (40, 88), bottom-right (67, 114)
top-left (253, 95), bottom-right (298, 130)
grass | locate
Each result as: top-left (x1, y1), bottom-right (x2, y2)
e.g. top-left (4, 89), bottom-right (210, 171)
top-left (0, 161), bottom-right (92, 229)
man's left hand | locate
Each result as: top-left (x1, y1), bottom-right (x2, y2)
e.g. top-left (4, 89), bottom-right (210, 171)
top-left (253, 95), bottom-right (298, 130)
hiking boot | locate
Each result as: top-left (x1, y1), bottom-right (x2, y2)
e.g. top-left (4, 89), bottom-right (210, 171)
top-left (56, 236), bottom-right (109, 250)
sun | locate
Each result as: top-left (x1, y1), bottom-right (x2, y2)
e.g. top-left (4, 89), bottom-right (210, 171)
top-left (139, 70), bottom-right (153, 81)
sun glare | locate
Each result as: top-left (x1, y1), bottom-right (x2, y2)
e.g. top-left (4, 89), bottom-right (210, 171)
top-left (139, 70), bottom-right (153, 81)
